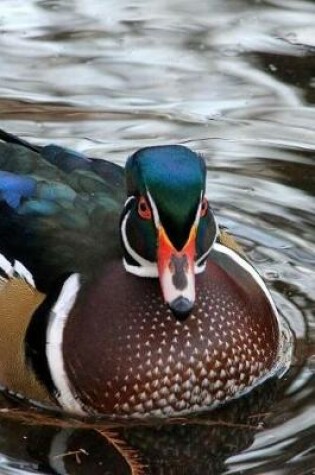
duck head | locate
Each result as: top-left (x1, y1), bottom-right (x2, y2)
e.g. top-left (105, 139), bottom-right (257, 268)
top-left (120, 145), bottom-right (217, 319)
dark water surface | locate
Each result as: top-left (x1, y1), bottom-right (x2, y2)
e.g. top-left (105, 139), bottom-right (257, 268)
top-left (0, 0), bottom-right (314, 473)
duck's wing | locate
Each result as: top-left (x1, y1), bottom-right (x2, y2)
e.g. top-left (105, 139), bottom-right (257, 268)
top-left (212, 232), bottom-right (278, 318)
top-left (0, 130), bottom-right (125, 292)
top-left (0, 259), bottom-right (51, 403)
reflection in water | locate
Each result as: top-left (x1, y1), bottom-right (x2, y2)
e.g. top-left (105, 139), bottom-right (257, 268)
top-left (0, 0), bottom-right (314, 473)
top-left (0, 378), bottom-right (286, 474)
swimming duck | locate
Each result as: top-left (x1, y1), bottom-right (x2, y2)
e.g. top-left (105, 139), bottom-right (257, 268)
top-left (0, 129), bottom-right (282, 418)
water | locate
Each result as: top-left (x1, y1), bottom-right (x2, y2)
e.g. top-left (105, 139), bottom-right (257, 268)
top-left (0, 0), bottom-right (314, 473)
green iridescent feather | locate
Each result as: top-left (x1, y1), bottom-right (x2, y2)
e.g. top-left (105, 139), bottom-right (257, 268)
top-left (0, 132), bottom-right (125, 292)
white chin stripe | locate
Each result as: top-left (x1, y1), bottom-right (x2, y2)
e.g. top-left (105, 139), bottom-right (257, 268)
top-left (123, 258), bottom-right (158, 278)
top-left (195, 261), bottom-right (206, 274)
top-left (46, 273), bottom-right (86, 416)
top-left (121, 209), bottom-right (158, 277)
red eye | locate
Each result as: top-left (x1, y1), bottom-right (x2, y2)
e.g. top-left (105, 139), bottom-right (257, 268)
top-left (138, 196), bottom-right (152, 220)
top-left (200, 197), bottom-right (208, 217)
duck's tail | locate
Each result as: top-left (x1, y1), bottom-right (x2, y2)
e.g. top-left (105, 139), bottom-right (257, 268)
top-left (0, 128), bottom-right (42, 153)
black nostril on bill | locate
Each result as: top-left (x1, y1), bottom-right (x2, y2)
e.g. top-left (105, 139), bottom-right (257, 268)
top-left (170, 254), bottom-right (188, 291)
top-left (169, 296), bottom-right (194, 321)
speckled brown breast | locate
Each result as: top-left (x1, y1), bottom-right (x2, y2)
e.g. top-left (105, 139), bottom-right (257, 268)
top-left (63, 259), bottom-right (279, 417)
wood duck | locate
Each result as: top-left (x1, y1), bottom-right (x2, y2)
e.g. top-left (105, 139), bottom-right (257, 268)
top-left (0, 129), bottom-right (284, 418)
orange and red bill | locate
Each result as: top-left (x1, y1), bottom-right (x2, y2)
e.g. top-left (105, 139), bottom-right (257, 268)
top-left (157, 225), bottom-right (196, 319)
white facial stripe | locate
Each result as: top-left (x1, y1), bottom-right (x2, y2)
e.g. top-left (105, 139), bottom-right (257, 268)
top-left (147, 189), bottom-right (204, 231)
top-left (121, 190), bottom-right (216, 278)
top-left (121, 209), bottom-right (158, 276)
top-left (146, 189), bottom-right (160, 228)
top-left (46, 273), bottom-right (86, 415)
top-left (193, 191), bottom-right (204, 228)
